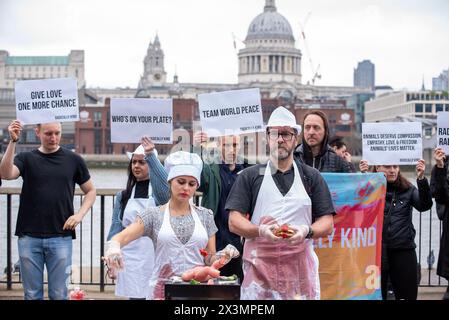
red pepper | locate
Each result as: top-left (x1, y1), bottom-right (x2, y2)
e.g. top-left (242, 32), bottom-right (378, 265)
top-left (200, 248), bottom-right (208, 257)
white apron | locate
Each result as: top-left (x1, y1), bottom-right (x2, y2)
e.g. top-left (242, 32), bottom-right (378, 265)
top-left (147, 202), bottom-right (208, 299)
top-left (241, 160), bottom-right (320, 300)
top-left (116, 184), bottom-right (155, 298)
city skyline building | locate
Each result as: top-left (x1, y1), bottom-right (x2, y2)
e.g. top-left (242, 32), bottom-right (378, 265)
top-left (354, 59), bottom-right (375, 90)
top-left (432, 68), bottom-right (449, 91)
top-left (0, 50), bottom-right (85, 89)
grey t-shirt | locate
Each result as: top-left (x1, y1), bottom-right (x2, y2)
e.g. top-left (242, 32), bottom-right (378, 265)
top-left (137, 205), bottom-right (218, 247)
top-left (225, 159), bottom-right (335, 221)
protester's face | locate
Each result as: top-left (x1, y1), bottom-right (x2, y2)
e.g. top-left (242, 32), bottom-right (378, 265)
top-left (332, 145), bottom-right (347, 158)
top-left (131, 154), bottom-right (149, 181)
top-left (35, 122), bottom-right (61, 152)
top-left (303, 115), bottom-right (325, 148)
top-left (220, 135), bottom-right (240, 164)
top-left (376, 165), bottom-right (399, 183)
top-left (170, 176), bottom-right (198, 201)
top-left (267, 126), bottom-right (298, 161)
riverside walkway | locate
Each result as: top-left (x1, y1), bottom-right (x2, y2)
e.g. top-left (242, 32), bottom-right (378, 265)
top-left (0, 285), bottom-right (445, 300)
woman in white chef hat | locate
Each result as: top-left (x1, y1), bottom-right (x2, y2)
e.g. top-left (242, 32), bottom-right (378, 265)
top-left (104, 151), bottom-right (238, 299)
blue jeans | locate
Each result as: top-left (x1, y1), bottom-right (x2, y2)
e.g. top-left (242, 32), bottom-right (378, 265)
top-left (18, 236), bottom-right (72, 300)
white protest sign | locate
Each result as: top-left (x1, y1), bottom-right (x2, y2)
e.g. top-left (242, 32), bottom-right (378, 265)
top-left (110, 98), bottom-right (173, 144)
top-left (15, 78), bottom-right (79, 124)
top-left (198, 88), bottom-right (264, 137)
top-left (437, 112), bottom-right (449, 154)
top-left (362, 122), bottom-right (422, 165)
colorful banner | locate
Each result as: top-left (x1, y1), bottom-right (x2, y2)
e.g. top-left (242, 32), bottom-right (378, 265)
top-left (316, 173), bottom-right (386, 300)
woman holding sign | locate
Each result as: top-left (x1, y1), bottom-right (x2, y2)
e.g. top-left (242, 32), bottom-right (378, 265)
top-left (430, 147), bottom-right (449, 300)
top-left (360, 159), bottom-right (432, 300)
top-left (106, 137), bottom-right (169, 299)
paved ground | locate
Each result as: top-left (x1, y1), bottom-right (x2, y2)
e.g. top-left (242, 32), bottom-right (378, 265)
top-left (0, 283), bottom-right (446, 300)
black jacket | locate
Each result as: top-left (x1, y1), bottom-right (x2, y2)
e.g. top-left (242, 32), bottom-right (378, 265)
top-left (294, 144), bottom-right (355, 173)
top-left (383, 178), bottom-right (433, 250)
top-left (430, 162), bottom-right (449, 278)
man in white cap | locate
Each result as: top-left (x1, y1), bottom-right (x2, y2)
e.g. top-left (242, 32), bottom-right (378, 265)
top-left (226, 106), bottom-right (335, 300)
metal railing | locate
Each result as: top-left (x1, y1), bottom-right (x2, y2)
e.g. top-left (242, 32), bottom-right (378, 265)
top-left (1, 187), bottom-right (446, 291)
top-left (0, 187), bottom-right (201, 292)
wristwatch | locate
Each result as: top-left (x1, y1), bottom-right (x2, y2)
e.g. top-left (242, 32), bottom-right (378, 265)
top-left (305, 226), bottom-right (314, 239)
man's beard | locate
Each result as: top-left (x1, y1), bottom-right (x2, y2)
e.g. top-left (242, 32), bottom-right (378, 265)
top-left (271, 146), bottom-right (292, 160)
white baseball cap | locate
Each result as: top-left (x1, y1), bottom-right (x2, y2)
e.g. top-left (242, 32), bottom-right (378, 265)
top-left (266, 106), bottom-right (301, 134)
top-left (164, 151), bottom-right (203, 186)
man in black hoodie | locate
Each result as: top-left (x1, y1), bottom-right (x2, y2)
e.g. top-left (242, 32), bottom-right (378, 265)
top-left (294, 110), bottom-right (355, 173)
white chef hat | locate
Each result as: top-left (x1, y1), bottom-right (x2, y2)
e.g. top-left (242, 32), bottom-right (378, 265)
top-left (164, 151), bottom-right (203, 186)
top-left (266, 106), bottom-right (302, 134)
top-left (126, 145), bottom-right (158, 160)
top-left (126, 145), bottom-right (145, 160)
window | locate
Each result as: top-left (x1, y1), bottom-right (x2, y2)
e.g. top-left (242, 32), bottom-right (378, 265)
top-left (425, 128), bottom-right (432, 137)
top-left (25, 130), bottom-right (38, 143)
top-left (425, 104), bottom-right (432, 113)
top-left (415, 104), bottom-right (423, 112)
top-left (436, 104), bottom-right (443, 112)
top-left (446, 104), bottom-right (449, 111)
top-left (94, 111), bottom-right (102, 127)
top-left (94, 130), bottom-right (102, 154)
top-left (334, 125), bottom-right (351, 132)
top-left (105, 131), bottom-right (112, 154)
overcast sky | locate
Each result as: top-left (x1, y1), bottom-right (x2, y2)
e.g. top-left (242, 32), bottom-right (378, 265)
top-left (1, 0), bottom-right (448, 90)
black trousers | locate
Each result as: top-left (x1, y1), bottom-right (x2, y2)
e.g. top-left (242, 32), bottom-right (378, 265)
top-left (381, 248), bottom-right (418, 300)
top-left (218, 256), bottom-right (244, 283)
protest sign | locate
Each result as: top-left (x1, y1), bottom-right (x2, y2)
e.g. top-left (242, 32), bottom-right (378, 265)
top-left (15, 78), bottom-right (79, 124)
top-left (198, 88), bottom-right (264, 137)
top-left (362, 122), bottom-right (422, 165)
top-left (317, 173), bottom-right (386, 300)
top-left (437, 112), bottom-right (449, 153)
top-left (110, 98), bottom-right (173, 144)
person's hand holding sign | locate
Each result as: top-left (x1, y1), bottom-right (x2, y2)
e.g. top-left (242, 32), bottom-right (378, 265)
top-left (415, 159), bottom-right (426, 180)
top-left (8, 120), bottom-right (22, 143)
top-left (434, 147), bottom-right (446, 169)
top-left (141, 136), bottom-right (155, 155)
top-left (359, 160), bottom-right (369, 173)
top-left (194, 131), bottom-right (208, 146)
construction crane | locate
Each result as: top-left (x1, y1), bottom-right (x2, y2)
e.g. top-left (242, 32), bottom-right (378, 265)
top-left (232, 32), bottom-right (246, 51)
top-left (298, 12), bottom-right (321, 85)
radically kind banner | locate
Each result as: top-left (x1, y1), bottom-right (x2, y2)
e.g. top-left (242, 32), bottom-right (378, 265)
top-left (316, 173), bottom-right (386, 300)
